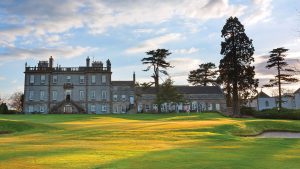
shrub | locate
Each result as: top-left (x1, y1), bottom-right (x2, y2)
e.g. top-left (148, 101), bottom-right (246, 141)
top-left (7, 110), bottom-right (22, 114)
top-left (253, 108), bottom-right (300, 120)
top-left (0, 103), bottom-right (8, 114)
top-left (240, 106), bottom-right (257, 116)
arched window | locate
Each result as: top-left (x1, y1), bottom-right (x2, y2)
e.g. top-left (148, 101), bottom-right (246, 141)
top-left (265, 101), bottom-right (269, 107)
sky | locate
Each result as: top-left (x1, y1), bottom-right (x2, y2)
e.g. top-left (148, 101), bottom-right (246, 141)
top-left (0, 0), bottom-right (300, 99)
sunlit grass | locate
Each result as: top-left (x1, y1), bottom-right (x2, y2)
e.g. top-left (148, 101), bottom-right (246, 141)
top-left (1, 112), bottom-right (300, 168)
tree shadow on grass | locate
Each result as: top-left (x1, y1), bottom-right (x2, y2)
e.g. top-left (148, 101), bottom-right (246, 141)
top-left (0, 112), bottom-right (225, 123)
top-left (94, 137), bottom-right (300, 169)
top-left (0, 147), bottom-right (84, 162)
top-left (0, 114), bottom-right (102, 123)
top-left (0, 120), bottom-right (37, 135)
top-left (102, 112), bottom-right (225, 121)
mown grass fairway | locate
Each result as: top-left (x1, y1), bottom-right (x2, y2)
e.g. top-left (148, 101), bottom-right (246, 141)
top-left (1, 112), bottom-right (300, 169)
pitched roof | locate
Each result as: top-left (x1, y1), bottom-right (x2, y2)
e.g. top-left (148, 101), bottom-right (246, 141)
top-left (256, 91), bottom-right (270, 98)
top-left (111, 81), bottom-right (134, 86)
top-left (137, 85), bottom-right (224, 95)
top-left (294, 88), bottom-right (300, 94)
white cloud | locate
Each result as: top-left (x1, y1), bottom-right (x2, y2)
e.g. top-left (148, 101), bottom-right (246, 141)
top-left (207, 32), bottom-right (219, 41)
top-left (284, 38), bottom-right (300, 51)
top-left (173, 47), bottom-right (199, 55)
top-left (253, 49), bottom-right (300, 93)
top-left (0, 46), bottom-right (98, 62)
top-left (0, 0), bottom-right (250, 64)
top-left (244, 0), bottom-right (273, 26)
top-left (133, 28), bottom-right (168, 35)
top-left (0, 0), bottom-right (247, 45)
top-left (0, 76), bottom-right (6, 81)
top-left (46, 35), bottom-right (62, 44)
top-left (169, 58), bottom-right (202, 85)
top-left (125, 33), bottom-right (184, 54)
top-left (180, 0), bottom-right (246, 21)
top-left (86, 0), bottom-right (246, 34)
top-left (156, 28), bottom-right (168, 34)
top-left (112, 57), bottom-right (201, 85)
top-left (133, 29), bottom-right (154, 34)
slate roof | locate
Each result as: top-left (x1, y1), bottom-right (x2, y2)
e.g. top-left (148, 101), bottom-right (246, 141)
top-left (111, 81), bottom-right (134, 86)
top-left (137, 86), bottom-right (224, 95)
top-left (294, 88), bottom-right (300, 94)
top-left (256, 91), bottom-right (270, 98)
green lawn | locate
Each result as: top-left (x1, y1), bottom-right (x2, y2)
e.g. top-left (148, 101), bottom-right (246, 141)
top-left (1, 112), bottom-right (300, 169)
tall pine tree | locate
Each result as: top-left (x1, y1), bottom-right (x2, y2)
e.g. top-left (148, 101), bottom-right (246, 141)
top-left (219, 17), bottom-right (258, 116)
top-left (264, 47), bottom-right (299, 110)
top-left (141, 49), bottom-right (173, 113)
top-left (188, 62), bottom-right (218, 86)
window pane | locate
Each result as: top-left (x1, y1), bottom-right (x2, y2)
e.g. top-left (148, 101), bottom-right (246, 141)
top-left (91, 91), bottom-right (96, 99)
top-left (40, 105), bottom-right (44, 112)
top-left (67, 76), bottom-right (71, 83)
top-left (122, 95), bottom-right (126, 101)
top-left (30, 75), bottom-right (34, 84)
top-left (53, 75), bottom-right (57, 83)
top-left (113, 94), bottom-right (117, 101)
top-left (41, 75), bottom-right (45, 83)
top-left (29, 105), bottom-right (33, 113)
top-left (102, 90), bottom-right (107, 99)
top-left (29, 91), bottom-right (34, 100)
top-left (80, 76), bottom-right (85, 83)
top-left (102, 104), bottom-right (107, 111)
top-left (102, 75), bottom-right (106, 83)
top-left (52, 91), bottom-right (57, 101)
top-left (40, 91), bottom-right (45, 100)
top-left (91, 105), bottom-right (96, 112)
top-left (80, 91), bottom-right (84, 100)
top-left (91, 75), bottom-right (96, 84)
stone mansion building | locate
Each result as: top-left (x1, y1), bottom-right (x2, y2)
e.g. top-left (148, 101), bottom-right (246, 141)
top-left (23, 56), bottom-right (226, 114)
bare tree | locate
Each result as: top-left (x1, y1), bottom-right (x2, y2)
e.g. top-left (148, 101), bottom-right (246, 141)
top-left (9, 91), bottom-right (24, 112)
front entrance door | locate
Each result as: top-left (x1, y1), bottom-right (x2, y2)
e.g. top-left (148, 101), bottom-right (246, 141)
top-left (64, 105), bottom-right (73, 113)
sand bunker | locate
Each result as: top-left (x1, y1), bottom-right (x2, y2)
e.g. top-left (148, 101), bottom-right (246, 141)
top-left (256, 131), bottom-right (300, 138)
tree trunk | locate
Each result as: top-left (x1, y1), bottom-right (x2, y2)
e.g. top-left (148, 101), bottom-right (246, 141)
top-left (226, 84), bottom-right (232, 107)
top-left (155, 76), bottom-right (161, 113)
top-left (231, 28), bottom-right (240, 116)
top-left (277, 65), bottom-right (282, 111)
top-left (232, 81), bottom-right (240, 116)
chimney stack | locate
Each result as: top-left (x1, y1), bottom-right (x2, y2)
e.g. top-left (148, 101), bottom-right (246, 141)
top-left (86, 56), bottom-right (90, 67)
top-left (106, 59), bottom-right (111, 71)
top-left (133, 72), bottom-right (136, 84)
top-left (49, 56), bottom-right (53, 68)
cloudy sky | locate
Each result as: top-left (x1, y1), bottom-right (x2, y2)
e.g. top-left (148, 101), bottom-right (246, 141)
top-left (0, 0), bottom-right (300, 98)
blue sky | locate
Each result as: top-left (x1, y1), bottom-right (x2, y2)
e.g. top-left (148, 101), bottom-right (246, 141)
top-left (0, 0), bottom-right (300, 99)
